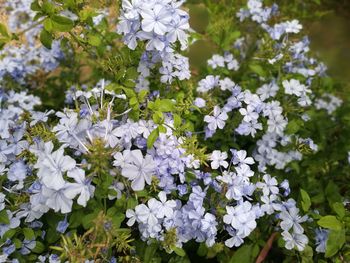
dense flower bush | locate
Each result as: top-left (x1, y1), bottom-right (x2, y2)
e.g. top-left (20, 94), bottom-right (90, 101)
top-left (0, 0), bottom-right (349, 262)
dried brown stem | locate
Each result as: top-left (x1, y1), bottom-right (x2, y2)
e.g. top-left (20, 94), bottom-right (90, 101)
top-left (255, 232), bottom-right (278, 263)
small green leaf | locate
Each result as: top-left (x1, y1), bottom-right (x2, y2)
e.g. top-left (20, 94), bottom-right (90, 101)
top-left (300, 189), bottom-right (311, 212)
top-left (0, 209), bottom-right (10, 224)
top-left (82, 212), bottom-right (99, 229)
top-left (40, 30), bottom-right (53, 49)
top-left (325, 230), bottom-right (345, 258)
top-left (32, 241), bottom-right (45, 254)
top-left (144, 243), bottom-right (158, 263)
top-left (286, 119), bottom-right (302, 134)
top-left (127, 197), bottom-right (138, 209)
top-left (173, 114), bottom-right (182, 128)
top-left (158, 125), bottom-right (167, 133)
top-left (229, 244), bottom-right (253, 263)
top-left (51, 15), bottom-right (74, 32)
top-left (30, 1), bottom-right (41, 11)
top-left (88, 34), bottom-right (101, 47)
top-left (138, 90), bottom-right (148, 102)
top-left (173, 247), bottom-right (186, 257)
top-left (111, 212), bottom-right (125, 229)
top-left (43, 18), bottom-right (53, 32)
top-left (129, 97), bottom-right (138, 107)
top-left (318, 216), bottom-right (342, 230)
top-left (23, 228), bottom-right (35, 240)
top-left (42, 2), bottom-right (55, 15)
top-left (0, 23), bottom-right (10, 38)
top-left (152, 111), bottom-right (163, 124)
top-left (332, 202), bottom-right (345, 219)
top-left (249, 64), bottom-right (266, 77)
top-left (152, 99), bottom-right (175, 112)
top-left (147, 127), bottom-right (159, 149)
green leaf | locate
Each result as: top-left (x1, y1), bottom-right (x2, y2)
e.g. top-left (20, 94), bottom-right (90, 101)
top-left (147, 127), bottom-right (159, 149)
top-left (150, 99), bottom-right (175, 112)
top-left (325, 230), bottom-right (345, 258)
top-left (124, 79), bottom-right (136, 88)
top-left (23, 228), bottom-right (35, 240)
top-left (82, 212), bottom-right (99, 229)
top-left (127, 197), bottom-right (138, 209)
top-left (32, 241), bottom-right (45, 254)
top-left (318, 216), bottom-right (343, 230)
top-left (0, 209), bottom-right (10, 224)
top-left (30, 1), bottom-right (41, 11)
top-left (111, 212), bottom-right (125, 229)
top-left (332, 202), bottom-right (345, 219)
top-left (286, 119), bottom-right (302, 134)
top-left (138, 90), bottom-right (148, 102)
top-left (249, 64), bottom-right (266, 77)
top-left (129, 96), bottom-right (138, 107)
top-left (229, 244), bottom-right (253, 263)
top-left (13, 238), bottom-right (22, 249)
top-left (152, 111), bottom-right (164, 124)
top-left (173, 247), bottom-right (186, 257)
top-left (43, 18), bottom-right (53, 32)
top-left (42, 2), bottom-right (55, 15)
top-left (197, 243), bottom-right (208, 257)
top-left (158, 125), bottom-right (167, 133)
top-left (40, 30), bottom-right (53, 49)
top-left (300, 245), bottom-right (313, 263)
top-left (0, 23), bottom-right (10, 38)
top-left (144, 243), bottom-right (158, 263)
top-left (69, 210), bottom-right (84, 228)
top-left (300, 189), bottom-right (311, 212)
top-left (88, 34), bottom-right (101, 47)
top-left (51, 15), bottom-right (74, 32)
top-left (325, 181), bottom-right (342, 205)
top-left (3, 228), bottom-right (17, 239)
top-left (173, 114), bottom-right (182, 128)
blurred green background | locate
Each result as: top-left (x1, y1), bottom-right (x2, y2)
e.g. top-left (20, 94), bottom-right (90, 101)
top-left (187, 0), bottom-right (350, 84)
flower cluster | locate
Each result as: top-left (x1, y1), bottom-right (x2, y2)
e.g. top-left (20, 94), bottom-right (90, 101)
top-left (0, 0), bottom-right (348, 261)
top-left (0, 2), bottom-right (64, 83)
top-left (117, 0), bottom-right (191, 87)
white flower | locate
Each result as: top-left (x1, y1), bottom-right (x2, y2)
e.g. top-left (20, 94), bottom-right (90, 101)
top-left (225, 234), bottom-right (244, 248)
top-left (65, 168), bottom-right (95, 207)
top-left (282, 79), bottom-right (306, 97)
top-left (219, 78), bottom-right (236, 91)
top-left (141, 4), bottom-right (172, 35)
top-left (42, 186), bottom-right (73, 214)
top-left (135, 203), bottom-right (158, 226)
top-left (121, 150), bottom-right (156, 191)
top-left (113, 150), bottom-right (132, 168)
top-left (36, 143), bottom-right (76, 190)
top-left (282, 231), bottom-right (308, 251)
top-left (232, 150), bottom-right (255, 166)
top-left (156, 191), bottom-right (176, 218)
top-left (224, 202), bottom-right (257, 238)
top-left (209, 150), bottom-right (228, 169)
top-left (30, 110), bottom-right (54, 126)
top-left (267, 115), bottom-right (288, 135)
top-left (204, 106), bottom-right (228, 131)
top-left (126, 209), bottom-right (137, 226)
top-left (257, 174), bottom-right (279, 196)
top-left (280, 207), bottom-right (307, 234)
top-left (239, 105), bottom-right (259, 123)
top-left (285, 20), bottom-right (302, 34)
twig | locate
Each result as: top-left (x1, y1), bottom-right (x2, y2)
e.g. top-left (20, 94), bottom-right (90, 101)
top-left (255, 232), bottom-right (278, 263)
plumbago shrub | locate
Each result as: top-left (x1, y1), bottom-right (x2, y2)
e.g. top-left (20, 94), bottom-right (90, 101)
top-left (0, 0), bottom-right (350, 262)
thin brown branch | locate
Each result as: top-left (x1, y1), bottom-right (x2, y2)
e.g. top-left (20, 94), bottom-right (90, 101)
top-left (255, 232), bottom-right (278, 263)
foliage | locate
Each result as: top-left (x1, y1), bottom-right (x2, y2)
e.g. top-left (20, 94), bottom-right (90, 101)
top-left (0, 0), bottom-right (349, 262)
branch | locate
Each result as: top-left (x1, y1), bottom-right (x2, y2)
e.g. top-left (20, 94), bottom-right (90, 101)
top-left (255, 232), bottom-right (278, 263)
